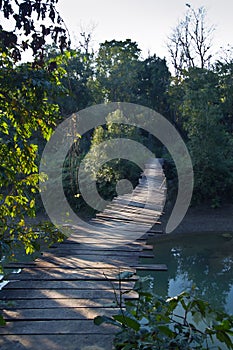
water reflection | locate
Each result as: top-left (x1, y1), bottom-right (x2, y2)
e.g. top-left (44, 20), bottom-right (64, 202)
top-left (142, 232), bottom-right (233, 314)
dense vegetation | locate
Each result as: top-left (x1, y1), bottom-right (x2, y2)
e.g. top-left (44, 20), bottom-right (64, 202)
top-left (0, 0), bottom-right (233, 343)
top-left (95, 274), bottom-right (233, 349)
top-left (0, 0), bottom-right (70, 269)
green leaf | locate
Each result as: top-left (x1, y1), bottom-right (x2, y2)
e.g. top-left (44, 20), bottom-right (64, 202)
top-left (113, 315), bottom-right (140, 331)
top-left (29, 199), bottom-right (35, 208)
top-left (94, 315), bottom-right (120, 327)
top-left (157, 325), bottom-right (175, 338)
top-left (0, 314), bottom-right (6, 326)
top-left (216, 330), bottom-right (233, 348)
top-left (194, 299), bottom-right (208, 316)
top-left (122, 345), bottom-right (133, 350)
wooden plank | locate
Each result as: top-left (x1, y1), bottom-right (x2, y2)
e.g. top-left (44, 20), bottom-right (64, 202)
top-left (38, 254), bottom-right (140, 264)
top-left (90, 217), bottom-right (153, 225)
top-left (58, 239), bottom-right (149, 249)
top-left (54, 241), bottom-right (147, 250)
top-left (46, 238), bottom-right (148, 248)
top-left (89, 220), bottom-right (153, 231)
top-left (102, 206), bottom-right (162, 217)
top-left (0, 319), bottom-right (116, 335)
top-left (131, 264), bottom-right (168, 271)
top-left (141, 245), bottom-right (154, 250)
top-left (96, 212), bottom-right (160, 223)
top-left (5, 251), bottom-right (152, 267)
top-left (0, 298), bottom-right (120, 309)
top-left (0, 334), bottom-right (114, 350)
top-left (111, 199), bottom-right (164, 210)
top-left (97, 205), bottom-right (162, 216)
top-left (4, 258), bottom-right (140, 269)
top-left (65, 224), bottom-right (151, 234)
top-left (2, 307), bottom-right (119, 320)
top-left (2, 280), bottom-right (135, 290)
top-left (5, 269), bottom-right (137, 281)
top-left (45, 251), bottom-right (153, 258)
top-left (1, 289), bottom-right (131, 300)
top-left (37, 250), bottom-right (142, 258)
top-left (112, 195), bottom-right (165, 204)
top-left (112, 193), bottom-right (164, 203)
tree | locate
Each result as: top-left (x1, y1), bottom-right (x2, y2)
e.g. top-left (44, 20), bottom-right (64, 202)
top-left (216, 60), bottom-right (233, 134)
top-left (63, 108), bottom-right (143, 214)
top-left (176, 67), bottom-right (233, 204)
top-left (94, 39), bottom-right (141, 102)
top-left (137, 54), bottom-right (171, 115)
top-left (0, 52), bottom-right (66, 265)
top-left (92, 40), bottom-right (171, 113)
top-left (0, 0), bottom-right (69, 270)
top-left (167, 5), bottom-right (214, 76)
top-left (0, 0), bottom-right (70, 62)
top-left (60, 44), bottom-right (172, 210)
top-left (46, 46), bottom-right (95, 115)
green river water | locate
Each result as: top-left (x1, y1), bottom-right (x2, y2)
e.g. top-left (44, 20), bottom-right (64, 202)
top-left (143, 231), bottom-right (233, 314)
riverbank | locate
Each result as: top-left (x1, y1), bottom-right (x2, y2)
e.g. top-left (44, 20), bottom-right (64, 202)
top-left (160, 202), bottom-right (233, 234)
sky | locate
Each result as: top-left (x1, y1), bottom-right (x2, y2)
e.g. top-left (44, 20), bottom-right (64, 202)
top-left (56, 0), bottom-right (233, 62)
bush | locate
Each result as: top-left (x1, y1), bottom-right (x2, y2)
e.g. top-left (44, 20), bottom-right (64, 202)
top-left (95, 274), bottom-right (233, 349)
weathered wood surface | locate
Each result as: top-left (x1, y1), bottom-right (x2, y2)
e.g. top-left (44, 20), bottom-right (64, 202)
top-left (0, 158), bottom-right (167, 350)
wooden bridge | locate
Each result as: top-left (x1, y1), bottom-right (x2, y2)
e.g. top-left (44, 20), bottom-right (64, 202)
top-left (0, 158), bottom-right (167, 350)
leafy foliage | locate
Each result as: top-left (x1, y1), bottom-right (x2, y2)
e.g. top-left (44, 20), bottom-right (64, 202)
top-left (0, 0), bottom-right (70, 62)
top-left (166, 6), bottom-right (233, 205)
top-left (59, 43), bottom-right (171, 212)
top-left (0, 0), bottom-right (72, 324)
top-left (0, 51), bottom-right (67, 265)
top-left (63, 108), bottom-right (143, 214)
top-left (137, 55), bottom-right (171, 115)
top-left (95, 276), bottom-right (233, 349)
top-left (92, 40), bottom-right (171, 111)
top-left (57, 49), bottom-right (94, 114)
top-left (93, 39), bottom-right (141, 103)
top-left (169, 67), bottom-right (233, 205)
